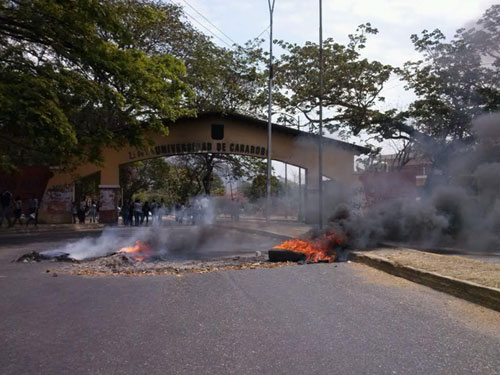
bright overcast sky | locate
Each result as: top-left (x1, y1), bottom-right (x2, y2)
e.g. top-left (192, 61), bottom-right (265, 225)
top-left (178, 0), bottom-right (497, 62)
top-left (175, 0), bottom-right (498, 64)
top-left (176, 0), bottom-right (496, 108)
top-left (172, 0), bottom-right (497, 173)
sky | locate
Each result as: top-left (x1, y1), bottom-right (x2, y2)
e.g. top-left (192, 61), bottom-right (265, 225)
top-left (176, 0), bottom-right (495, 63)
top-left (176, 0), bottom-right (496, 107)
top-left (170, 0), bottom-right (497, 178)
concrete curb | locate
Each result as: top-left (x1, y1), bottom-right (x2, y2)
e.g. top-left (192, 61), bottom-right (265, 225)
top-left (350, 252), bottom-right (500, 312)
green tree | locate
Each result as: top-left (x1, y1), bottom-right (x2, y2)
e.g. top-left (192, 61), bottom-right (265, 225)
top-left (113, 0), bottom-right (266, 114)
top-left (171, 153), bottom-right (259, 196)
top-left (274, 24), bottom-right (392, 135)
top-left (243, 162), bottom-right (283, 202)
top-left (0, 0), bottom-right (192, 170)
top-left (119, 158), bottom-right (172, 201)
top-left (93, 0), bottom-right (267, 190)
top-left (271, 9), bottom-right (499, 172)
top-left (373, 5), bottom-right (500, 166)
top-left (120, 156), bottom-right (229, 206)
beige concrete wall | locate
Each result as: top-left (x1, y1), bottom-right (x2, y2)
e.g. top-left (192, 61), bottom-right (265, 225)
top-left (40, 116), bottom-right (363, 223)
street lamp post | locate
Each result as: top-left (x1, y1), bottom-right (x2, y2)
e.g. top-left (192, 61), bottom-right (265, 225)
top-left (297, 119), bottom-right (303, 222)
top-left (318, 0), bottom-right (324, 229)
top-left (266, 0), bottom-right (276, 223)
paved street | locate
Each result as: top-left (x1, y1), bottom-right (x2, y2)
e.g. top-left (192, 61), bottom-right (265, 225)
top-left (1, 226), bottom-right (499, 374)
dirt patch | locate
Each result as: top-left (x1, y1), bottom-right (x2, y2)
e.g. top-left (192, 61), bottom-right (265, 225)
top-left (56, 253), bottom-right (297, 277)
top-left (365, 248), bottom-right (500, 289)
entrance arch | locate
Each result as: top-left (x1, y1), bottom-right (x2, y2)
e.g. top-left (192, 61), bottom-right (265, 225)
top-left (39, 112), bottom-right (368, 223)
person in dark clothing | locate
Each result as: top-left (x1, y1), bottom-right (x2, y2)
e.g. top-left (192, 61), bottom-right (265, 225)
top-left (122, 200), bottom-right (129, 226)
top-left (141, 201), bottom-right (150, 226)
top-left (133, 199), bottom-right (142, 226)
top-left (71, 201), bottom-right (78, 224)
top-left (25, 197), bottom-right (39, 227)
top-left (11, 196), bottom-right (23, 226)
top-left (77, 197), bottom-right (86, 224)
top-left (0, 190), bottom-right (13, 228)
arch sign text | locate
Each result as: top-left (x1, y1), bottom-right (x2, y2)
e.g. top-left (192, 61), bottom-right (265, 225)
top-left (128, 141), bottom-right (267, 161)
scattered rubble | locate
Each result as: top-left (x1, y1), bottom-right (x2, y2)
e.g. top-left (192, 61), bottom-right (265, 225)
top-left (53, 253), bottom-right (298, 277)
top-left (20, 232), bottom-right (350, 276)
top-left (16, 251), bottom-right (76, 263)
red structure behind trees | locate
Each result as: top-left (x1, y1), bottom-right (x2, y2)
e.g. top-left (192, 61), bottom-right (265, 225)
top-left (0, 166), bottom-right (53, 212)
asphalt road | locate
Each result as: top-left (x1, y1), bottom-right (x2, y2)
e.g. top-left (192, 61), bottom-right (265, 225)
top-left (1, 227), bottom-right (499, 374)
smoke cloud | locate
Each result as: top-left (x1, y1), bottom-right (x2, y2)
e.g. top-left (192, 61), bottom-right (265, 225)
top-left (43, 196), bottom-right (271, 261)
top-left (327, 113), bottom-right (500, 253)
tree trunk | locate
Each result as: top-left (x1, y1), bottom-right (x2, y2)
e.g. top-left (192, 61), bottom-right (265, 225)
top-left (201, 154), bottom-right (214, 195)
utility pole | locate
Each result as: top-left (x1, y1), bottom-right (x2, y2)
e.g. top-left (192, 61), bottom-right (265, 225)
top-left (318, 0), bottom-right (324, 229)
top-left (284, 162), bottom-right (288, 219)
top-left (297, 117), bottom-right (302, 222)
top-left (266, 0), bottom-right (276, 223)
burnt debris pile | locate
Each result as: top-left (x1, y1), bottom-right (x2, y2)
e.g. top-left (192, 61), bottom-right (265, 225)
top-left (16, 251), bottom-right (76, 263)
top-left (269, 230), bottom-right (348, 263)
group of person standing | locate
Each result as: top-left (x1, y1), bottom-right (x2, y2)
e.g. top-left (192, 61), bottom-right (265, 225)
top-left (122, 198), bottom-right (165, 226)
top-left (0, 190), bottom-right (39, 227)
top-left (71, 197), bottom-right (99, 224)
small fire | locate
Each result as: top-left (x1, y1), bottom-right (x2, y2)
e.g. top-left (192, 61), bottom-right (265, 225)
top-left (273, 231), bottom-right (344, 262)
top-left (117, 240), bottom-right (152, 261)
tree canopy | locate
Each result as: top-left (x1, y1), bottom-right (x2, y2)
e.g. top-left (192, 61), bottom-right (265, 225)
top-left (3, 0), bottom-right (499, 181)
top-left (243, 161), bottom-right (283, 202)
top-left (269, 6), bottom-right (500, 170)
top-left (0, 0), bottom-right (196, 171)
top-left (113, 0), bottom-right (265, 114)
top-left (374, 5), bottom-right (500, 161)
top-left (273, 24), bottom-right (392, 136)
top-left (0, 0), bottom-right (268, 175)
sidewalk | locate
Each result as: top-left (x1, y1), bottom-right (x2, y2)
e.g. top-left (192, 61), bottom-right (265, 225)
top-left (0, 223), bottom-right (105, 236)
top-left (217, 218), bottom-right (500, 312)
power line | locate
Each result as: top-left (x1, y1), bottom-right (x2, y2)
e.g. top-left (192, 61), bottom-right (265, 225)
top-left (171, 1), bottom-right (270, 54)
top-left (255, 25), bottom-right (270, 39)
top-left (175, 4), bottom-right (234, 49)
top-left (179, 0), bottom-right (238, 47)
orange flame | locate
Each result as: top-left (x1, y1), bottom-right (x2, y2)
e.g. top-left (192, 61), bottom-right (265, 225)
top-left (117, 240), bottom-right (151, 261)
top-left (273, 231), bottom-right (344, 262)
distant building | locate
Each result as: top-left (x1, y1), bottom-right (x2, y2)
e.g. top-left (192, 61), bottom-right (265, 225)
top-left (358, 152), bottom-right (433, 206)
top-left (377, 153), bottom-right (432, 187)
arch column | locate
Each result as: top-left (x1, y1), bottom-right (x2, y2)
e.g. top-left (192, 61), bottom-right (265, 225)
top-left (38, 183), bottom-right (74, 224)
top-left (98, 184), bottom-right (120, 224)
top-left (97, 162), bottom-right (120, 224)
